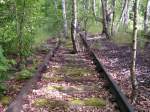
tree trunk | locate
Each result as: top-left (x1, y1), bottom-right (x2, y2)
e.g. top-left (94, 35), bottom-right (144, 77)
top-left (62, 0), bottom-right (68, 39)
top-left (111, 0), bottom-right (116, 35)
top-left (116, 0), bottom-right (130, 31)
top-left (130, 0), bottom-right (139, 102)
top-left (71, 0), bottom-right (78, 53)
top-left (83, 0), bottom-right (89, 38)
top-left (101, 0), bottom-right (110, 38)
top-left (92, 0), bottom-right (96, 17)
top-left (92, 0), bottom-right (103, 22)
top-left (144, 0), bottom-right (150, 33)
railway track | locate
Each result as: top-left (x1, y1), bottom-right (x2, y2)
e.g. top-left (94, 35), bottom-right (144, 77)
top-left (6, 40), bottom-right (60, 112)
top-left (79, 32), bottom-right (134, 112)
top-left (5, 35), bottom-right (134, 112)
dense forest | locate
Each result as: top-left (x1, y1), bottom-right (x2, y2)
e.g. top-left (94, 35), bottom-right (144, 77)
top-left (0, 0), bottom-right (150, 112)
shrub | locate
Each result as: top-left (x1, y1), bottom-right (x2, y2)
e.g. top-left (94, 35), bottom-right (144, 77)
top-left (0, 46), bottom-right (9, 79)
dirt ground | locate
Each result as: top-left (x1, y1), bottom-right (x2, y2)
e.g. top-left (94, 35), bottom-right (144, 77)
top-left (89, 37), bottom-right (150, 112)
top-left (21, 45), bottom-right (118, 112)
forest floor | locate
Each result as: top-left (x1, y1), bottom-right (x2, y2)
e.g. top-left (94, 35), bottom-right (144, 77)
top-left (21, 44), bottom-right (118, 112)
top-left (0, 38), bottom-right (119, 112)
top-left (1, 35), bottom-right (149, 112)
top-left (0, 38), bottom-right (58, 111)
top-left (88, 36), bottom-right (150, 112)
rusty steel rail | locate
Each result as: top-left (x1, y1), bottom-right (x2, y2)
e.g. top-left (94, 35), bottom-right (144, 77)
top-left (80, 32), bottom-right (134, 112)
top-left (6, 40), bottom-right (60, 112)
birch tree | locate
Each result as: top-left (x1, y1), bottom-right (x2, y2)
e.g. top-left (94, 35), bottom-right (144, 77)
top-left (111, 0), bottom-right (116, 35)
top-left (101, 0), bottom-right (111, 38)
top-left (116, 0), bottom-right (131, 31)
top-left (71, 0), bottom-right (77, 53)
top-left (62, 0), bottom-right (68, 38)
top-left (83, 0), bottom-right (90, 37)
top-left (92, 0), bottom-right (96, 17)
top-left (130, 0), bottom-right (139, 101)
top-left (144, 0), bottom-right (150, 33)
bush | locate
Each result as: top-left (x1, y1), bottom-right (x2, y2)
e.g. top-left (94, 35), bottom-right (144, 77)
top-left (0, 83), bottom-right (7, 97)
top-left (0, 46), bottom-right (9, 79)
top-left (0, 46), bottom-right (9, 97)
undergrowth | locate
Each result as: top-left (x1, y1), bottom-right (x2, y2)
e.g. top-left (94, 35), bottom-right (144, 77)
top-left (0, 46), bottom-right (9, 97)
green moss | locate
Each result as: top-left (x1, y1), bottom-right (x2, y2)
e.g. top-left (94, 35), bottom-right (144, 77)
top-left (0, 96), bottom-right (11, 105)
top-left (47, 100), bottom-right (68, 110)
top-left (47, 86), bottom-right (56, 90)
top-left (34, 98), bottom-right (49, 107)
top-left (53, 86), bottom-right (64, 91)
top-left (70, 99), bottom-right (84, 106)
top-left (47, 85), bottom-right (64, 91)
top-left (34, 98), bottom-right (68, 110)
top-left (84, 98), bottom-right (106, 107)
top-left (62, 66), bottom-right (91, 78)
top-left (16, 69), bottom-right (33, 80)
top-left (47, 76), bottom-right (64, 82)
top-left (70, 98), bottom-right (106, 107)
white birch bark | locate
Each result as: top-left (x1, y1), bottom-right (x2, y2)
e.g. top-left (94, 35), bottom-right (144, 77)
top-left (116, 0), bottom-right (131, 31)
top-left (71, 0), bottom-right (77, 53)
top-left (92, 0), bottom-right (97, 17)
top-left (144, 0), bottom-right (150, 33)
top-left (101, 0), bottom-right (110, 38)
top-left (62, 0), bottom-right (68, 38)
top-left (111, 0), bottom-right (116, 35)
top-left (130, 0), bottom-right (140, 101)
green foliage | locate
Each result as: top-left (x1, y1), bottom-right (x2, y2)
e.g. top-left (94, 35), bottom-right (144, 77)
top-left (0, 84), bottom-right (7, 97)
top-left (16, 69), bottom-right (33, 80)
top-left (0, 46), bottom-right (9, 78)
top-left (112, 32), bottom-right (132, 45)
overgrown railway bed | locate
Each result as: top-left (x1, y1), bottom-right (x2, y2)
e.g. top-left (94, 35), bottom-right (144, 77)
top-left (80, 35), bottom-right (134, 112)
top-left (81, 33), bottom-right (150, 112)
top-left (4, 38), bottom-right (135, 112)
